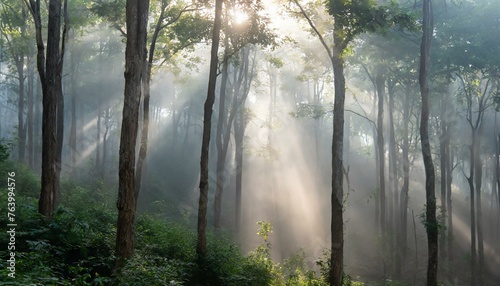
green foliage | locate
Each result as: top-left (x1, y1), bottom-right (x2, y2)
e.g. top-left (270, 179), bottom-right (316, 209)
top-left (290, 103), bottom-right (326, 119)
top-left (315, 249), bottom-right (364, 286)
top-left (327, 0), bottom-right (416, 45)
top-left (0, 138), bottom-right (12, 163)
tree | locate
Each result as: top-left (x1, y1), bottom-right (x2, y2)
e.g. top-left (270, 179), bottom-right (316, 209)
top-left (213, 0), bottom-right (274, 228)
top-left (0, 2), bottom-right (29, 163)
top-left (24, 0), bottom-right (69, 218)
top-left (114, 0), bottom-right (150, 272)
top-left (418, 0), bottom-right (438, 283)
top-left (291, 0), bottom-right (413, 284)
top-left (197, 0), bottom-right (223, 258)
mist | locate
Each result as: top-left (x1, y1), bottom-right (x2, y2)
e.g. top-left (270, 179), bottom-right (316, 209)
top-left (1, 0), bottom-right (500, 284)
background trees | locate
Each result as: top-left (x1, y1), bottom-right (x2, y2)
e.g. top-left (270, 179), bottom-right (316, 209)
top-left (1, 0), bottom-right (500, 285)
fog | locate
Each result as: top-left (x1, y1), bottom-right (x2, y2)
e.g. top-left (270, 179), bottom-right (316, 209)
top-left (1, 0), bottom-right (500, 284)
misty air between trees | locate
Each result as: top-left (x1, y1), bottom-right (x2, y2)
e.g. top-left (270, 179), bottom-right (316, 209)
top-left (0, 0), bottom-right (499, 285)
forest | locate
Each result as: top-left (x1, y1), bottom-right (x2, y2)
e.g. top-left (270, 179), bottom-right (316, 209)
top-left (0, 0), bottom-right (499, 285)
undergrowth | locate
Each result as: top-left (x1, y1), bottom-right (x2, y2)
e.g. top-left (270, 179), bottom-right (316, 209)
top-left (0, 152), bottom-right (364, 285)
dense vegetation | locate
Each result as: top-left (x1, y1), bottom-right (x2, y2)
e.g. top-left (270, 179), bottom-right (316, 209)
top-left (1, 0), bottom-right (500, 285)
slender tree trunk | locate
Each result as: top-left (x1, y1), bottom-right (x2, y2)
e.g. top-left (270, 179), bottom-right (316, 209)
top-left (69, 45), bottom-right (78, 171)
top-left (197, 0), bottom-right (223, 257)
top-left (134, 4), bottom-right (163, 201)
top-left (475, 124), bottom-right (484, 285)
top-left (17, 58), bottom-right (26, 163)
top-left (114, 0), bottom-right (150, 272)
top-left (439, 94), bottom-right (448, 267)
top-left (446, 145), bottom-right (454, 268)
top-left (96, 108), bottom-right (101, 173)
top-left (214, 49), bottom-right (230, 229)
top-left (400, 84), bottom-right (411, 276)
top-left (376, 72), bottom-right (387, 276)
top-left (34, 69), bottom-right (41, 172)
top-left (329, 32), bottom-right (347, 286)
top-left (387, 81), bottom-right (398, 275)
top-left (419, 0), bottom-right (438, 284)
top-left (27, 53), bottom-right (35, 168)
top-left (468, 131), bottom-right (477, 286)
top-left (103, 107), bottom-right (110, 180)
top-left (234, 47), bottom-right (253, 232)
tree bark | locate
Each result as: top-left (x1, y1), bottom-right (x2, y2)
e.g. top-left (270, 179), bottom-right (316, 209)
top-left (375, 72), bottom-right (387, 276)
top-left (388, 81), bottom-right (399, 277)
top-left (26, 0), bottom-right (66, 218)
top-left (197, 0), bottom-right (223, 257)
top-left (214, 47), bottom-right (230, 229)
top-left (419, 0), bottom-right (438, 283)
top-left (475, 124), bottom-right (484, 285)
top-left (329, 28), bottom-right (347, 286)
top-left (400, 84), bottom-right (411, 276)
top-left (439, 92), bottom-right (448, 267)
top-left (27, 52), bottom-right (35, 168)
top-left (114, 0), bottom-right (150, 272)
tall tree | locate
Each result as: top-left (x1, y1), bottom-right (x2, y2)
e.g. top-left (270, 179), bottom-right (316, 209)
top-left (292, 0), bottom-right (413, 283)
top-left (24, 0), bottom-right (69, 217)
top-left (418, 0), bottom-right (438, 283)
top-left (114, 0), bottom-right (150, 272)
top-left (197, 0), bottom-right (223, 257)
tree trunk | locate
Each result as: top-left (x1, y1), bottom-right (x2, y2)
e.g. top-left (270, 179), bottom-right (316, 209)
top-left (214, 49), bottom-right (230, 229)
top-left (439, 93), bottom-right (448, 267)
top-left (400, 84), bottom-right (411, 276)
top-left (419, 0), bottom-right (438, 284)
top-left (234, 47), bottom-right (253, 232)
top-left (27, 0), bottom-right (66, 218)
top-left (69, 45), bottom-right (78, 171)
top-left (468, 131), bottom-right (477, 286)
top-left (114, 0), bottom-right (150, 272)
top-left (197, 0), bottom-right (223, 257)
top-left (329, 30), bottom-right (346, 286)
top-left (134, 3), bottom-right (163, 201)
top-left (387, 80), bottom-right (398, 275)
top-left (27, 53), bottom-right (35, 168)
top-left (446, 145), bottom-right (454, 268)
top-left (388, 88), bottom-right (399, 275)
top-left (376, 72), bottom-right (387, 276)
top-left (475, 124), bottom-right (484, 285)
top-left (17, 57), bottom-right (26, 163)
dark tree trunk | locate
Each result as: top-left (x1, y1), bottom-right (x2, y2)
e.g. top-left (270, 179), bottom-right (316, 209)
top-left (26, 0), bottom-right (67, 218)
top-left (135, 3), bottom-right (166, 200)
top-left (329, 30), bottom-right (347, 286)
top-left (419, 0), bottom-right (438, 283)
top-left (197, 0), bottom-right (223, 257)
top-left (114, 0), bottom-right (150, 272)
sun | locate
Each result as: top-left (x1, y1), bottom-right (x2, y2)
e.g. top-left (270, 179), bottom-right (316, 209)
top-left (230, 9), bottom-right (249, 25)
